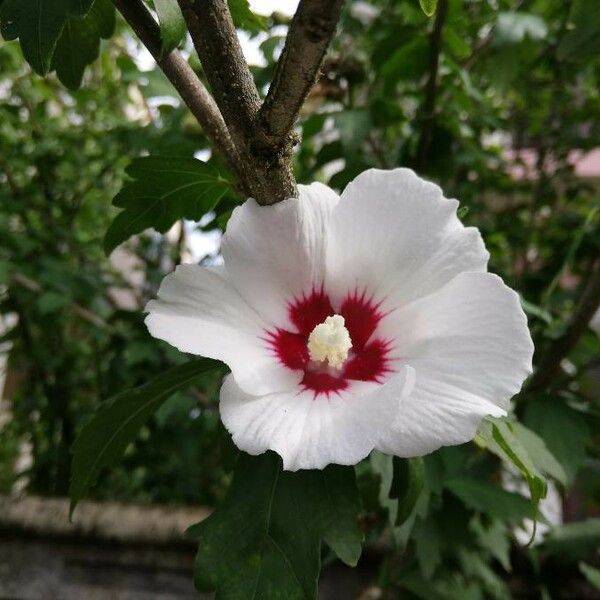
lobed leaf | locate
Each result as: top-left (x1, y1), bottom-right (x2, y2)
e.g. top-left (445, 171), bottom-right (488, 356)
top-left (104, 156), bottom-right (230, 255)
top-left (0, 0), bottom-right (95, 75)
top-left (189, 451), bottom-right (363, 599)
top-left (51, 0), bottom-right (115, 89)
top-left (69, 358), bottom-right (222, 516)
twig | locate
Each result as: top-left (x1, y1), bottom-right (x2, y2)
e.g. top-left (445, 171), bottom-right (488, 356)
top-left (177, 0), bottom-right (296, 205)
top-left (112, 0), bottom-right (246, 190)
top-left (256, 0), bottom-right (345, 152)
top-left (415, 0), bottom-right (449, 172)
top-left (525, 257), bottom-right (600, 393)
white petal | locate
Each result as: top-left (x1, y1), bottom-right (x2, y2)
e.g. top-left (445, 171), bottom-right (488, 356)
top-left (222, 182), bottom-right (339, 325)
top-left (220, 365), bottom-right (415, 471)
top-left (326, 168), bottom-right (489, 308)
top-left (377, 272), bottom-right (534, 456)
top-left (145, 264), bottom-right (301, 395)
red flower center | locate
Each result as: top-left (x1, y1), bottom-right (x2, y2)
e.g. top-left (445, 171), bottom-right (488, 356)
top-left (265, 288), bottom-right (394, 397)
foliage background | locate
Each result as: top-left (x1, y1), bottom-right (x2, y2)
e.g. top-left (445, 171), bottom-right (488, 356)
top-left (0, 0), bottom-right (599, 598)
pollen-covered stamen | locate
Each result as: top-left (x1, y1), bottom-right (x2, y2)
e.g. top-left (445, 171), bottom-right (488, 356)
top-left (307, 314), bottom-right (352, 369)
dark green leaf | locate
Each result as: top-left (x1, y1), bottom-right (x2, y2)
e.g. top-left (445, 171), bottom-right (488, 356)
top-left (418, 0), bottom-right (437, 18)
top-left (69, 358), bottom-right (222, 516)
top-left (51, 0), bottom-right (115, 89)
top-left (446, 478), bottom-right (534, 522)
top-left (391, 457), bottom-right (425, 526)
top-left (558, 0), bottom-right (600, 62)
top-left (542, 519), bottom-right (600, 561)
top-left (379, 37), bottom-right (429, 82)
top-left (152, 0), bottom-right (186, 57)
top-left (189, 451), bottom-right (363, 599)
top-left (105, 156), bottom-right (230, 255)
top-left (0, 0), bottom-right (93, 75)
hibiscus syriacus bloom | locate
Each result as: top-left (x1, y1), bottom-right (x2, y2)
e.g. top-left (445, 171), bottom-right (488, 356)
top-left (146, 169), bottom-right (534, 470)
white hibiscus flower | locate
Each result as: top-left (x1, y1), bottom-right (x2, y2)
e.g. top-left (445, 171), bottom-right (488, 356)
top-left (145, 169), bottom-right (534, 470)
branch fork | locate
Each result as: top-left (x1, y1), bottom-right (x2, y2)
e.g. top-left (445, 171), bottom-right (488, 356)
top-left (114, 0), bottom-right (344, 205)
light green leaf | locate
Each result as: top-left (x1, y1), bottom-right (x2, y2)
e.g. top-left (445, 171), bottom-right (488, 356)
top-left (189, 451), bottom-right (363, 599)
top-left (0, 0), bottom-right (93, 75)
top-left (520, 297), bottom-right (552, 324)
top-left (446, 478), bottom-right (534, 522)
top-left (152, 0), bottom-right (186, 57)
top-left (228, 0), bottom-right (267, 32)
top-left (51, 0), bottom-right (115, 89)
top-left (104, 156), bottom-right (230, 255)
top-left (69, 358), bottom-right (222, 516)
top-left (418, 0), bottom-right (437, 18)
top-left (391, 456), bottom-right (425, 526)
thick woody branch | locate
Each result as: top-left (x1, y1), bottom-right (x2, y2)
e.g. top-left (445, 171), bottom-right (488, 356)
top-left (177, 0), bottom-right (296, 205)
top-left (112, 0), bottom-right (246, 189)
top-left (525, 257), bottom-right (600, 393)
top-left (415, 0), bottom-right (449, 172)
top-left (256, 0), bottom-right (345, 151)
top-left (177, 0), bottom-right (260, 151)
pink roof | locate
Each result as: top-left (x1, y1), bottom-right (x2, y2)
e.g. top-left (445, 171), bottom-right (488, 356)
top-left (504, 148), bottom-right (600, 180)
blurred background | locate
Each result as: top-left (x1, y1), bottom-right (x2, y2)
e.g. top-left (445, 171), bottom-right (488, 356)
top-left (0, 0), bottom-right (599, 598)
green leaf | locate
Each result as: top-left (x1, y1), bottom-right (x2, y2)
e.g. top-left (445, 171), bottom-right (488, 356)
top-left (51, 0), bottom-right (115, 89)
top-left (418, 0), bottom-right (437, 17)
top-left (520, 297), bottom-right (552, 324)
top-left (542, 519), bottom-right (600, 561)
top-left (472, 518), bottom-right (511, 572)
top-left (0, 0), bottom-right (93, 75)
top-left (558, 0), bottom-right (600, 62)
top-left (523, 398), bottom-right (590, 484)
top-left (104, 156), bottom-right (230, 255)
top-left (379, 37), bottom-right (429, 82)
top-left (189, 451), bottom-right (363, 599)
top-left (228, 0), bottom-right (267, 32)
top-left (391, 457), bottom-right (425, 526)
top-left (580, 563), bottom-right (600, 590)
top-left (69, 358), bottom-right (222, 516)
top-left (152, 0), bottom-right (186, 57)
top-left (477, 418), bottom-right (548, 525)
top-left (509, 422), bottom-right (567, 487)
top-left (445, 478), bottom-right (534, 522)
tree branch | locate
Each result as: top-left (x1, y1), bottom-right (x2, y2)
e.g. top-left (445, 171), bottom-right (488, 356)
top-left (525, 257), bottom-right (600, 393)
top-left (112, 0), bottom-right (246, 190)
top-left (256, 0), bottom-right (345, 151)
top-left (415, 0), bottom-right (449, 172)
top-left (177, 0), bottom-right (297, 205)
